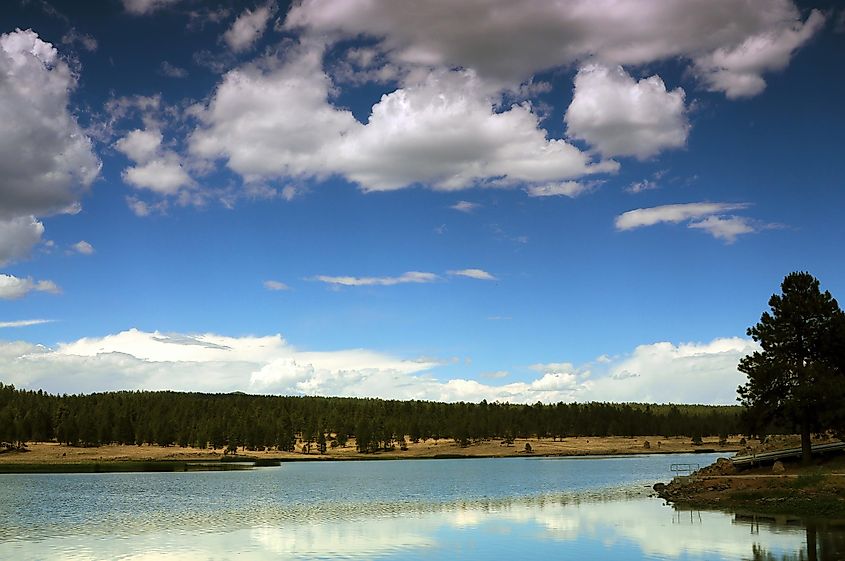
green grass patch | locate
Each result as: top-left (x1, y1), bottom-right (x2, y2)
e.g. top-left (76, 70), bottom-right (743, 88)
top-left (788, 472), bottom-right (826, 488)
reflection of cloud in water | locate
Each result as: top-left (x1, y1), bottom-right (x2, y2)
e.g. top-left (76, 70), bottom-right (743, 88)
top-left (1, 495), bottom-right (831, 561)
top-left (484, 500), bottom-right (808, 559)
top-left (250, 521), bottom-right (432, 557)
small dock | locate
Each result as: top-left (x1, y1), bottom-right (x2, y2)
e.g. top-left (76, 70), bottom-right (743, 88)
top-left (731, 441), bottom-right (845, 467)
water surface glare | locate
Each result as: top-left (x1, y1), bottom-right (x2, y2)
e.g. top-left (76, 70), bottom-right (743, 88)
top-left (1, 453), bottom-right (842, 560)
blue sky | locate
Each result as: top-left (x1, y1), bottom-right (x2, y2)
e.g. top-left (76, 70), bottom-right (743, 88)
top-left (1, 0), bottom-right (843, 404)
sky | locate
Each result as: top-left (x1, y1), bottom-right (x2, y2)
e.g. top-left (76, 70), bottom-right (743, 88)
top-left (1, 0), bottom-right (843, 405)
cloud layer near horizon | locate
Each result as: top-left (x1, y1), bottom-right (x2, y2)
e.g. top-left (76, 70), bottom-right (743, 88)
top-left (0, 329), bottom-right (756, 404)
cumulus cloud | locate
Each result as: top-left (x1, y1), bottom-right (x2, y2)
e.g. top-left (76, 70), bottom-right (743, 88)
top-left (0, 29), bottom-right (100, 220)
top-left (448, 269), bottom-right (497, 281)
top-left (693, 10), bottom-right (826, 98)
top-left (312, 271), bottom-right (439, 287)
top-left (115, 129), bottom-right (163, 163)
top-left (190, 41), bottom-right (359, 181)
top-left (122, 155), bottom-right (193, 194)
top-left (189, 45), bottom-right (615, 192)
top-left (71, 240), bottom-right (94, 255)
top-left (565, 65), bottom-right (689, 159)
top-left (116, 129), bottom-right (193, 195)
top-left (0, 274), bottom-right (60, 300)
top-left (263, 279), bottom-right (290, 291)
top-left (223, 2), bottom-right (277, 53)
top-left (285, 0), bottom-right (820, 95)
top-left (0, 329), bottom-right (440, 396)
top-left (580, 338), bottom-right (759, 404)
top-left (0, 216), bottom-right (45, 266)
top-left (335, 69), bottom-right (616, 191)
top-left (0, 329), bottom-right (754, 404)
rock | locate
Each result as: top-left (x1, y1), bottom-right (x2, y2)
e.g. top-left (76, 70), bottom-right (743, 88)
top-left (715, 457), bottom-right (737, 475)
top-left (772, 460), bottom-right (786, 474)
top-left (652, 482), bottom-right (667, 494)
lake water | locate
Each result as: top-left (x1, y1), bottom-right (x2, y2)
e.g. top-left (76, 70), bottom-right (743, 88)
top-left (1, 453), bottom-right (842, 560)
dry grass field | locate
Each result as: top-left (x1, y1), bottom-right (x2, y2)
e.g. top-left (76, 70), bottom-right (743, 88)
top-left (0, 435), bottom-right (742, 465)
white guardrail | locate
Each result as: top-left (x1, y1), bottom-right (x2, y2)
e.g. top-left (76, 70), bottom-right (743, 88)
top-left (731, 441), bottom-right (845, 466)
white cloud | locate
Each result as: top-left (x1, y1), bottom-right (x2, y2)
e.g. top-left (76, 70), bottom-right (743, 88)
top-left (190, 41), bottom-right (359, 181)
top-left (61, 28), bottom-right (97, 52)
top-left (0, 329), bottom-right (755, 404)
top-left (580, 338), bottom-right (759, 404)
top-left (125, 196), bottom-right (168, 217)
top-left (122, 155), bottom-right (193, 195)
top-left (280, 185), bottom-right (301, 201)
top-left (71, 240), bottom-right (94, 255)
top-left (116, 129), bottom-right (194, 195)
top-left (0, 216), bottom-right (44, 266)
top-left (122, 0), bottom-right (180, 16)
top-left (615, 202), bottom-right (770, 243)
top-left (0, 274), bottom-right (60, 300)
top-left (263, 280), bottom-right (290, 291)
top-left (190, 46), bottom-right (616, 193)
top-left (615, 202), bottom-right (749, 230)
top-left (448, 269), bottom-right (497, 281)
top-left (0, 29), bottom-right (100, 220)
top-left (0, 319), bottom-right (54, 328)
top-left (525, 181), bottom-right (591, 198)
top-left (285, 0), bottom-right (820, 94)
top-left (450, 201), bottom-right (479, 213)
top-left (0, 329), bottom-right (440, 396)
top-left (688, 215), bottom-right (756, 244)
top-left (565, 64), bottom-right (689, 159)
top-left (693, 10), bottom-right (826, 98)
top-left (115, 129), bottom-right (163, 163)
top-left (334, 69), bottom-right (616, 191)
top-left (625, 180), bottom-right (658, 194)
top-left (159, 61), bottom-right (187, 78)
top-left (312, 271), bottom-right (439, 287)
top-left (223, 2), bottom-right (277, 53)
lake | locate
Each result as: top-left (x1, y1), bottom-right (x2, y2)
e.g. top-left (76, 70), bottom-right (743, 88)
top-left (1, 453), bottom-right (842, 560)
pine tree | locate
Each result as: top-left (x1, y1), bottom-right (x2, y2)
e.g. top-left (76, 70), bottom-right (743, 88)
top-left (738, 272), bottom-right (845, 464)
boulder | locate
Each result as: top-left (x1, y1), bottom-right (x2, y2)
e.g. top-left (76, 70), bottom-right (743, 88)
top-left (772, 460), bottom-right (786, 474)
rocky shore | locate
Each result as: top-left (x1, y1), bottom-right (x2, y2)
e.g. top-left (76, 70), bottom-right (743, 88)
top-left (654, 453), bottom-right (845, 516)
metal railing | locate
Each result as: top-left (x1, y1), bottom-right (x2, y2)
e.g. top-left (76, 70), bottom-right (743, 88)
top-left (670, 463), bottom-right (700, 475)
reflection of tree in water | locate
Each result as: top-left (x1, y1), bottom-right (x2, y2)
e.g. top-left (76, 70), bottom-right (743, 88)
top-left (745, 522), bottom-right (845, 561)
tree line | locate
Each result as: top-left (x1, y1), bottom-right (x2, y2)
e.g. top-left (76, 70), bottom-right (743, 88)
top-left (0, 383), bottom-right (746, 453)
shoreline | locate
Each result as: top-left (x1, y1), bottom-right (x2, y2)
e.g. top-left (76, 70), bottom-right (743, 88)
top-left (654, 447), bottom-right (845, 517)
top-left (0, 436), bottom-right (739, 473)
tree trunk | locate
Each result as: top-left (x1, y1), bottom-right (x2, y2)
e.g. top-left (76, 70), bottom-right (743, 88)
top-left (806, 522), bottom-right (818, 561)
top-left (801, 422), bottom-right (812, 466)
